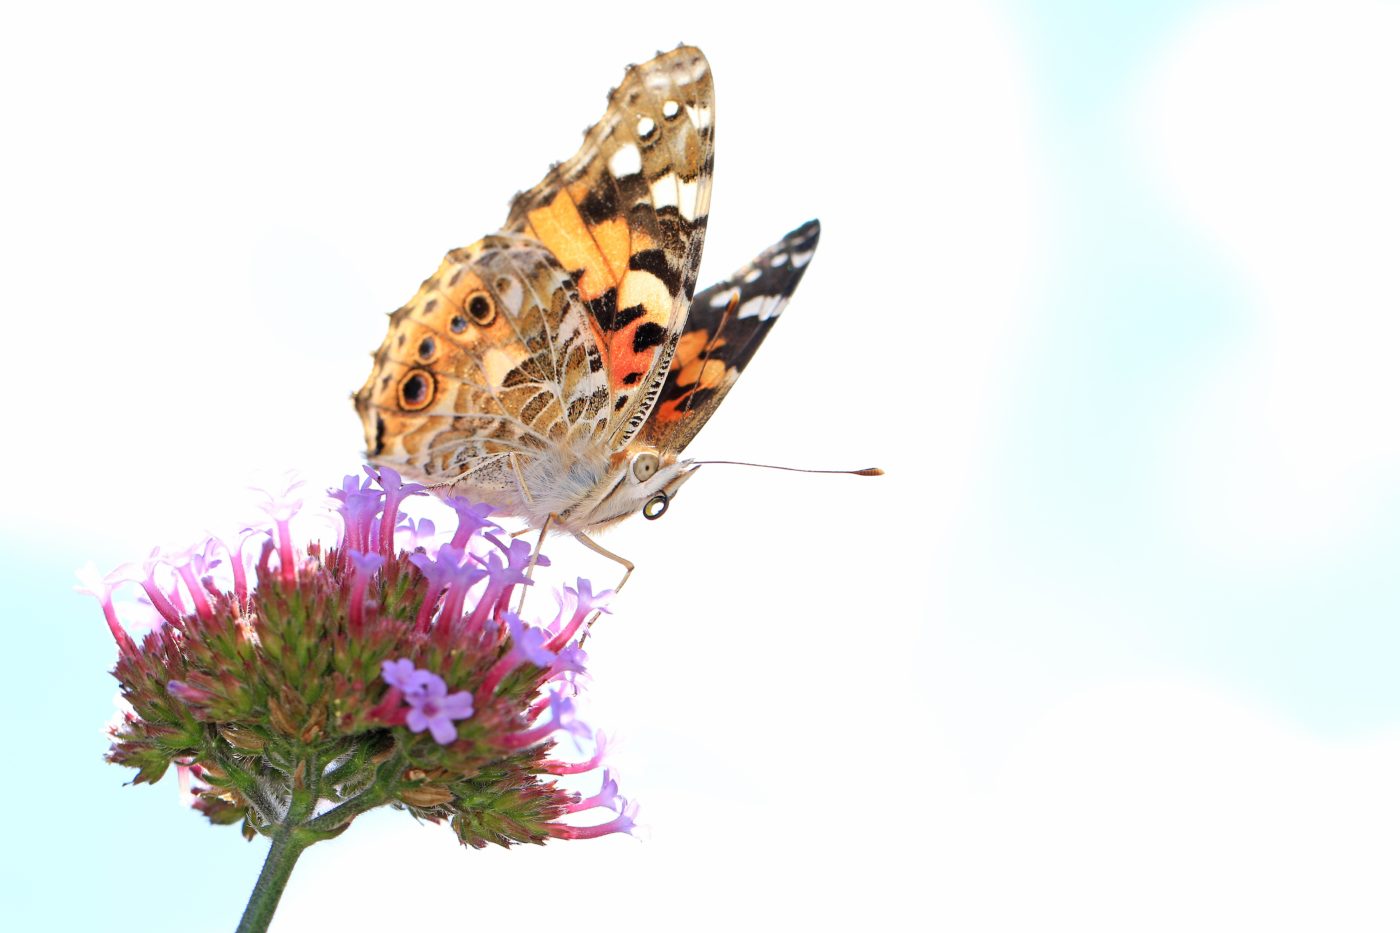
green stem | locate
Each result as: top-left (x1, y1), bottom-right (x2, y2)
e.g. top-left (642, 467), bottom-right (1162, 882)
top-left (303, 751), bottom-right (406, 835)
top-left (235, 823), bottom-right (311, 933)
top-left (235, 752), bottom-right (325, 933)
top-left (230, 749), bottom-right (403, 929)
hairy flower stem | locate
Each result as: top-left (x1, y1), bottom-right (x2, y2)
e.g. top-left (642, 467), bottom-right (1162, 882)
top-left (236, 822), bottom-right (312, 933)
top-left (235, 752), bottom-right (325, 933)
top-left (303, 752), bottom-right (407, 836)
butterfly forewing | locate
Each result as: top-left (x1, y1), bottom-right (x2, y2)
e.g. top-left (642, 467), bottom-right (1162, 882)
top-left (503, 46), bottom-right (714, 448)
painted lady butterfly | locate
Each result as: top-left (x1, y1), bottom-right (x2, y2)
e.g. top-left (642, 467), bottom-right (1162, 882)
top-left (354, 46), bottom-right (855, 575)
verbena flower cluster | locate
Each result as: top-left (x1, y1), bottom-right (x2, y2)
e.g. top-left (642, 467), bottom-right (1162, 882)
top-left (80, 468), bottom-right (635, 848)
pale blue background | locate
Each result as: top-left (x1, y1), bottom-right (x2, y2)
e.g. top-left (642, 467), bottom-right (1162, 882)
top-left (955, 0), bottom-right (1400, 735)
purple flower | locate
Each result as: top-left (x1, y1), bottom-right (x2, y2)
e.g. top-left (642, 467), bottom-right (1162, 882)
top-left (547, 578), bottom-right (614, 649)
top-left (503, 688), bottom-right (590, 750)
top-left (411, 545), bottom-right (488, 642)
top-left (347, 551), bottom-right (387, 633)
top-left (333, 486), bottom-right (383, 555)
top-left (167, 539), bottom-right (221, 620)
top-left (610, 799), bottom-right (641, 837)
top-left (167, 680), bottom-right (214, 705)
top-left (409, 543), bottom-right (460, 577)
top-left (443, 496), bottom-right (500, 549)
top-left (330, 473), bottom-right (374, 499)
top-left (253, 473), bottom-right (306, 523)
top-left (501, 537), bottom-right (549, 582)
top-left (507, 612), bottom-right (556, 667)
top-left (572, 578), bottom-right (612, 617)
top-left (404, 673), bottom-right (475, 745)
top-left (348, 550), bottom-right (386, 577)
top-left (76, 562), bottom-right (135, 653)
top-left (550, 798), bottom-right (641, 840)
top-left (549, 643), bottom-right (590, 685)
top-left (546, 731), bottom-right (609, 776)
top-left (366, 465), bottom-right (425, 555)
top-left (380, 658), bottom-right (433, 702)
top-left (253, 474), bottom-right (305, 583)
top-left (396, 516), bottom-right (436, 553)
top-left (565, 768), bottom-right (621, 814)
top-left (121, 548), bottom-right (183, 628)
top-left (546, 690), bottom-right (591, 743)
top-left (478, 612), bottom-right (559, 698)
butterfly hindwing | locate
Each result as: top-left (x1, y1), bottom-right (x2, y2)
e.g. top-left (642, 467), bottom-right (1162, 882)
top-left (639, 220), bottom-right (821, 454)
top-left (503, 46), bottom-right (714, 449)
top-left (354, 235), bottom-right (613, 505)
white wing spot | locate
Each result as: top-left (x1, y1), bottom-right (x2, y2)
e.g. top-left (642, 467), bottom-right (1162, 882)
top-left (650, 173), bottom-right (679, 210)
top-left (676, 177), bottom-right (700, 220)
top-left (771, 253), bottom-right (789, 267)
top-left (709, 287), bottom-right (738, 308)
top-left (481, 347), bottom-right (516, 389)
top-left (609, 143), bottom-right (642, 178)
top-left (496, 276), bottom-right (525, 315)
top-left (636, 115), bottom-right (656, 138)
top-left (791, 249), bottom-right (815, 268)
top-left (672, 56), bottom-right (709, 85)
top-left (661, 100), bottom-right (680, 119)
top-left (743, 268), bottom-right (763, 284)
top-left (738, 296), bottom-right (777, 321)
top-left (685, 104), bottom-right (712, 131)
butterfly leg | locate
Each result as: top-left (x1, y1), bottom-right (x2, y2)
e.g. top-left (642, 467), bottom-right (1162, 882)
top-left (514, 512), bottom-right (556, 616)
top-left (505, 452), bottom-right (551, 615)
top-left (572, 532), bottom-right (634, 643)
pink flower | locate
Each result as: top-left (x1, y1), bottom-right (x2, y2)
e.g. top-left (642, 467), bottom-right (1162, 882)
top-left (402, 670), bottom-right (475, 745)
top-left (380, 658), bottom-right (433, 702)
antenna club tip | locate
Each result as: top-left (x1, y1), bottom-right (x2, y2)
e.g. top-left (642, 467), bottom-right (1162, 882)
top-left (856, 467), bottom-right (885, 477)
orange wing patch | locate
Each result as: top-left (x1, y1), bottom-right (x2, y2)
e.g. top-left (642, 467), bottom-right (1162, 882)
top-left (653, 329), bottom-right (730, 424)
top-left (638, 220), bottom-right (822, 454)
top-left (519, 183), bottom-right (670, 396)
top-left (522, 183), bottom-right (637, 302)
top-left (505, 46), bottom-right (714, 443)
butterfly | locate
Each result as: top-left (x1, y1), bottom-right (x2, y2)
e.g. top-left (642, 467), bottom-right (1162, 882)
top-left (354, 46), bottom-right (845, 577)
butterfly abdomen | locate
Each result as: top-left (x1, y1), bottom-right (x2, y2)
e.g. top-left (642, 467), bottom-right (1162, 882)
top-left (519, 438), bottom-right (614, 530)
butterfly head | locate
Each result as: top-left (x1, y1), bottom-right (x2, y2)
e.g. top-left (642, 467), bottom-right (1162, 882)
top-left (579, 447), bottom-right (698, 530)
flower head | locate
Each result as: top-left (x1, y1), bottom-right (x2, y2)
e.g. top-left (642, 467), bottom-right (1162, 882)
top-left (87, 469), bottom-right (636, 849)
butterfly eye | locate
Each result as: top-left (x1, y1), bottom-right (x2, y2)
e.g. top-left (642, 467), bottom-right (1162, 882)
top-left (630, 452), bottom-right (659, 483)
top-left (643, 492), bottom-right (669, 520)
top-left (464, 290), bottom-right (496, 326)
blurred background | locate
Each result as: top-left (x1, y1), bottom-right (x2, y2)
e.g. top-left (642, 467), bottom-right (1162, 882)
top-left (4, 1), bottom-right (1400, 929)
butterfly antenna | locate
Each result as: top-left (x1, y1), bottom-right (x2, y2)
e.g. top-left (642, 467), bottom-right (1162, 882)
top-left (691, 460), bottom-right (884, 476)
